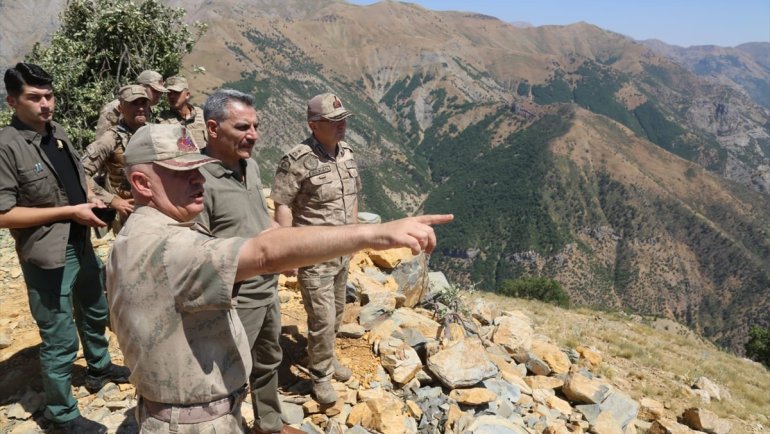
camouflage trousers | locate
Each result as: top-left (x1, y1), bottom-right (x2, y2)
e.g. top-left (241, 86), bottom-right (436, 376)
top-left (298, 256), bottom-right (350, 383)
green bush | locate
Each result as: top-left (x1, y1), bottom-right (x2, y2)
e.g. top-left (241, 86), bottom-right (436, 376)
top-left (498, 277), bottom-right (570, 308)
top-left (20, 0), bottom-right (205, 148)
top-left (745, 325), bottom-right (770, 368)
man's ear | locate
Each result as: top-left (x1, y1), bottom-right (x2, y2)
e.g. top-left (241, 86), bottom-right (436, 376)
top-left (206, 119), bottom-right (218, 139)
top-left (129, 171), bottom-right (152, 198)
top-left (6, 95), bottom-right (17, 110)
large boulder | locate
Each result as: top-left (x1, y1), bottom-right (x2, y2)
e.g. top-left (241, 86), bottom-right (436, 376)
top-left (681, 408), bottom-right (732, 434)
top-left (427, 337), bottom-right (499, 388)
top-left (391, 253), bottom-right (429, 307)
top-left (692, 377), bottom-right (721, 402)
top-left (562, 370), bottom-right (611, 404)
top-left (530, 340), bottom-right (571, 374)
top-left (368, 247), bottom-right (413, 270)
top-left (389, 308), bottom-right (441, 339)
top-left (491, 315), bottom-right (534, 354)
top-left (347, 394), bottom-right (417, 434)
top-left (448, 388), bottom-right (497, 406)
top-left (379, 338), bottom-right (423, 384)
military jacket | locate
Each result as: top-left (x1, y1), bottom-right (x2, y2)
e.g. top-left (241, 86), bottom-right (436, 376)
top-left (82, 122), bottom-right (134, 204)
top-left (197, 158), bottom-right (278, 308)
top-left (157, 105), bottom-right (207, 149)
top-left (0, 117), bottom-right (91, 268)
top-left (107, 206), bottom-right (251, 404)
top-left (271, 136), bottom-right (361, 227)
top-left (94, 99), bottom-right (120, 139)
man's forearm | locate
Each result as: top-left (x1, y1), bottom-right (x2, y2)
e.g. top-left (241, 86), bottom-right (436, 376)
top-left (235, 214), bottom-right (453, 282)
top-left (237, 224), bottom-right (369, 280)
top-left (0, 205), bottom-right (75, 229)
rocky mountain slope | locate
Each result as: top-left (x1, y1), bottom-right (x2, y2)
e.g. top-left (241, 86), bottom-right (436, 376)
top-left (1, 230), bottom-right (768, 433)
top-left (642, 40), bottom-right (770, 111)
top-left (1, 0), bottom-right (769, 352)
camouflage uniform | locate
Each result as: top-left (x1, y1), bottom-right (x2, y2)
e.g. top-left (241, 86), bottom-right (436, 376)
top-left (107, 206), bottom-right (250, 433)
top-left (157, 104), bottom-right (207, 149)
top-left (81, 122), bottom-right (134, 233)
top-left (271, 134), bottom-right (361, 383)
top-left (94, 99), bottom-right (120, 139)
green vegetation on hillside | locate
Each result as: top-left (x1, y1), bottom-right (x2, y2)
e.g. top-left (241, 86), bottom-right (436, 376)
top-left (632, 101), bottom-right (685, 150)
top-left (573, 62), bottom-right (642, 134)
top-left (498, 277), bottom-right (570, 308)
top-left (9, 0), bottom-right (205, 147)
top-left (531, 72), bottom-right (572, 105)
top-left (424, 110), bottom-right (573, 287)
top-left (745, 325), bottom-right (770, 368)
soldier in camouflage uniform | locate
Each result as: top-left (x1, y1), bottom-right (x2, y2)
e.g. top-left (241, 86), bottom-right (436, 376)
top-left (156, 76), bottom-right (207, 149)
top-left (108, 123), bottom-right (450, 433)
top-left (271, 93), bottom-right (361, 404)
top-left (82, 85), bottom-right (149, 233)
top-left (94, 70), bottom-right (166, 139)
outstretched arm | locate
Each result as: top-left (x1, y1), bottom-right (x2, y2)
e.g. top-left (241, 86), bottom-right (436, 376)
top-left (235, 214), bottom-right (453, 281)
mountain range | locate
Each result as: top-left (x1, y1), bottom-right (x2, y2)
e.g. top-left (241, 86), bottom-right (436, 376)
top-left (1, 0), bottom-right (769, 353)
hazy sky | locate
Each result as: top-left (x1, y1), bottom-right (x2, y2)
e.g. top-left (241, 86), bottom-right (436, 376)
top-left (348, 0), bottom-right (770, 47)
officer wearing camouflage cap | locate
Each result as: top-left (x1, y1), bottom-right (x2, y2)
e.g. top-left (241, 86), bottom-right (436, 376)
top-left (82, 84), bottom-right (150, 233)
top-left (94, 70), bottom-right (166, 139)
top-left (271, 92), bottom-right (361, 404)
top-left (108, 123), bottom-right (451, 433)
top-left (157, 75), bottom-right (207, 149)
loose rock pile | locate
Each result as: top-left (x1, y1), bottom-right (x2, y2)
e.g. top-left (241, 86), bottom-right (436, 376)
top-left (0, 235), bottom-right (737, 433)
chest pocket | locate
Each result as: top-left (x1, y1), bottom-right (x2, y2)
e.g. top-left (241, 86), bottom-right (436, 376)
top-left (342, 160), bottom-right (359, 196)
top-left (18, 167), bottom-right (57, 207)
top-left (308, 171), bottom-right (339, 202)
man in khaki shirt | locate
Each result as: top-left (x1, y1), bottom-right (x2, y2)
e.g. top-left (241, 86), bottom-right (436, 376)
top-left (157, 75), bottom-right (207, 149)
top-left (271, 93), bottom-right (360, 404)
top-left (82, 85), bottom-right (149, 232)
top-left (108, 123), bottom-right (450, 433)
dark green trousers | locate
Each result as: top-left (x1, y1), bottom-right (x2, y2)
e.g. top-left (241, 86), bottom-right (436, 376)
top-left (22, 240), bottom-right (110, 423)
top-left (237, 298), bottom-right (283, 433)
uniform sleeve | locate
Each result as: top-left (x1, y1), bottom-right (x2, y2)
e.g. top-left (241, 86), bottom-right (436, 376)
top-left (95, 103), bottom-right (119, 139)
top-left (164, 228), bottom-right (248, 312)
top-left (81, 136), bottom-right (116, 203)
top-left (270, 156), bottom-right (302, 206)
top-left (0, 144), bottom-right (18, 212)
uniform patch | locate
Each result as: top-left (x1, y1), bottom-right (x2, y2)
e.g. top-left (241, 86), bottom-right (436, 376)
top-left (278, 158), bottom-right (291, 172)
top-left (304, 157), bottom-right (319, 170)
top-left (309, 165), bottom-right (332, 177)
top-left (56, 139), bottom-right (64, 150)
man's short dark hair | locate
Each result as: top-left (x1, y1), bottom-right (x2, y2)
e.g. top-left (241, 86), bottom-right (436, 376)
top-left (4, 63), bottom-right (53, 97)
top-left (203, 89), bottom-right (255, 123)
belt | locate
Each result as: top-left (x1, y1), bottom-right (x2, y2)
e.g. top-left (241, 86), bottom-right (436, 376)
top-left (141, 386), bottom-right (246, 424)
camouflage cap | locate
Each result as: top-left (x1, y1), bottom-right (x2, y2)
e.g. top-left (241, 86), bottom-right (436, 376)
top-left (118, 85), bottom-right (150, 102)
top-left (165, 76), bottom-right (188, 92)
top-left (125, 124), bottom-right (219, 171)
top-left (136, 70), bottom-right (168, 93)
top-left (307, 93), bottom-right (352, 122)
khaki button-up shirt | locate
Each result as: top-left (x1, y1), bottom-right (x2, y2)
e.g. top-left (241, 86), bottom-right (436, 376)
top-left (271, 135), bottom-right (361, 227)
top-left (107, 206), bottom-right (251, 404)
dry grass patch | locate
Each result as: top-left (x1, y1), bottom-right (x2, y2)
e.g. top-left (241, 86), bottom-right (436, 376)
top-left (471, 292), bottom-right (770, 427)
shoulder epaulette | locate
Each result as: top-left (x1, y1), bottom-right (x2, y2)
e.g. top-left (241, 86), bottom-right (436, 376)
top-left (288, 144), bottom-right (313, 161)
